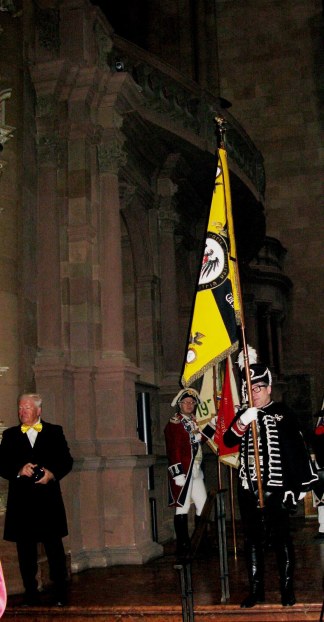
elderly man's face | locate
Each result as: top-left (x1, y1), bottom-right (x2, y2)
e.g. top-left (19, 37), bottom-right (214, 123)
top-left (18, 398), bottom-right (40, 426)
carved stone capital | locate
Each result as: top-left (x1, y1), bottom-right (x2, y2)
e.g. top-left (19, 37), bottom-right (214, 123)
top-left (97, 137), bottom-right (127, 174)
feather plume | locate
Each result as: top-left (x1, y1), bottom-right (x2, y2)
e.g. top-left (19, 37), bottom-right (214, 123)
top-left (237, 345), bottom-right (258, 370)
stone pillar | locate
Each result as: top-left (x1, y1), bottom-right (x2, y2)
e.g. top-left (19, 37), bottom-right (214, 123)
top-left (121, 187), bottom-right (161, 386)
top-left (97, 137), bottom-right (126, 359)
top-left (35, 138), bottom-right (63, 361)
top-left (157, 177), bottom-right (180, 376)
top-left (32, 132), bottom-right (73, 429)
top-left (61, 87), bottom-right (111, 568)
top-left (33, 135), bottom-right (72, 426)
top-left (135, 275), bottom-right (161, 385)
top-left (0, 15), bottom-right (19, 419)
top-left (94, 135), bottom-right (162, 563)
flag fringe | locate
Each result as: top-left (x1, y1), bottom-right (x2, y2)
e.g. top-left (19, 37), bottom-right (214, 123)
top-left (234, 309), bottom-right (241, 324)
top-left (219, 453), bottom-right (240, 469)
top-left (181, 341), bottom-right (239, 388)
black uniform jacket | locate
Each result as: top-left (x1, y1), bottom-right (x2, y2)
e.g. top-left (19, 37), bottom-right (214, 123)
top-left (223, 401), bottom-right (318, 499)
top-left (0, 419), bottom-right (73, 541)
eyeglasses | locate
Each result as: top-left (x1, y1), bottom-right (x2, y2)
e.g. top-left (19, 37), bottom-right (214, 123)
top-left (252, 384), bottom-right (267, 393)
top-left (180, 400), bottom-right (196, 406)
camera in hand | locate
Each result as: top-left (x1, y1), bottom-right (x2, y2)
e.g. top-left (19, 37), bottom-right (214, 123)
top-left (32, 465), bottom-right (45, 482)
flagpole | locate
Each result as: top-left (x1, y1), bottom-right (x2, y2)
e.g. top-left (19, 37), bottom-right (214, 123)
top-left (214, 365), bottom-right (223, 490)
top-left (229, 466), bottom-right (237, 559)
top-left (215, 115), bottom-right (264, 509)
top-left (240, 328), bottom-right (264, 508)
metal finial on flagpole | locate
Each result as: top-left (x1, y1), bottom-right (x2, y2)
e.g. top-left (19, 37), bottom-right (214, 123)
top-left (215, 115), bottom-right (227, 148)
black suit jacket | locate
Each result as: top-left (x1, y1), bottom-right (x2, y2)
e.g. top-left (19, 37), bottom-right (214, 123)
top-left (0, 420), bottom-right (73, 542)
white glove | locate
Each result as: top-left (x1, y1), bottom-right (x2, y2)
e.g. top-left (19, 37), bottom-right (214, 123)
top-left (298, 492), bottom-right (307, 500)
top-left (174, 474), bottom-right (186, 487)
top-left (240, 407), bottom-right (258, 426)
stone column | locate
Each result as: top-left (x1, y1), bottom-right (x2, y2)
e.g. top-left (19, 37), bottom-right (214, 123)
top-left (135, 275), bottom-right (161, 385)
top-left (62, 94), bottom-right (108, 568)
top-left (96, 136), bottom-right (142, 450)
top-left (35, 138), bottom-right (63, 361)
top-left (32, 135), bottom-right (72, 427)
top-left (157, 177), bottom-right (180, 376)
top-left (121, 186), bottom-right (162, 386)
top-left (94, 135), bottom-right (162, 563)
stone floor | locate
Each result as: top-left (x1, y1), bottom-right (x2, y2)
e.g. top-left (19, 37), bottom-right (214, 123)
top-left (4, 516), bottom-right (324, 613)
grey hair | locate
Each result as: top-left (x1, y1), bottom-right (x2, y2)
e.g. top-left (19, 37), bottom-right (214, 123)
top-left (18, 393), bottom-right (42, 408)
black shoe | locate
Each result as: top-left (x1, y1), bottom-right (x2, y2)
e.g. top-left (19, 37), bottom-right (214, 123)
top-left (281, 587), bottom-right (296, 607)
top-left (240, 590), bottom-right (265, 608)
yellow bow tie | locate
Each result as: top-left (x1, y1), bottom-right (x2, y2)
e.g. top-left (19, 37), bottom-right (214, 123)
top-left (21, 423), bottom-right (43, 434)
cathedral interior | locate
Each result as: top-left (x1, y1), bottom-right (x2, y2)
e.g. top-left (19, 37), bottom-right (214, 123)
top-left (0, 0), bottom-right (323, 597)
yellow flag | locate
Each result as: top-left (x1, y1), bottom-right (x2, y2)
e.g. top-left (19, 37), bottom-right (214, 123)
top-left (181, 147), bottom-right (241, 387)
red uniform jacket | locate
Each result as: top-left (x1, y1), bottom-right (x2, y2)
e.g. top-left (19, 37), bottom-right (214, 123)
top-left (164, 412), bottom-right (214, 507)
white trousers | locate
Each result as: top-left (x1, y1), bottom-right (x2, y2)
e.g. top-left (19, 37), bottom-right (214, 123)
top-left (175, 467), bottom-right (207, 516)
top-left (318, 505), bottom-right (324, 533)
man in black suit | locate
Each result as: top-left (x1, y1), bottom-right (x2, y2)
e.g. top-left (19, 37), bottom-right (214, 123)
top-left (0, 393), bottom-right (73, 606)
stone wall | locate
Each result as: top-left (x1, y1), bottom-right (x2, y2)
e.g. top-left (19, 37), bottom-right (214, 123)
top-left (216, 0), bottom-right (324, 408)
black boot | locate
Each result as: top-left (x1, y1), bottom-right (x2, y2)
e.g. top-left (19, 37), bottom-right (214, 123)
top-left (276, 541), bottom-right (296, 607)
top-left (174, 514), bottom-right (191, 560)
top-left (240, 543), bottom-right (265, 608)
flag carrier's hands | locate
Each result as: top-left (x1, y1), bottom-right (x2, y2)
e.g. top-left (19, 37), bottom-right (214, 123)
top-left (240, 407), bottom-right (258, 426)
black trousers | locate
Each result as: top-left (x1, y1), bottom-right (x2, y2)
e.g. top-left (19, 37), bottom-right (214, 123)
top-left (238, 487), bottom-right (295, 593)
top-left (238, 487), bottom-right (292, 547)
top-left (16, 537), bottom-right (67, 594)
